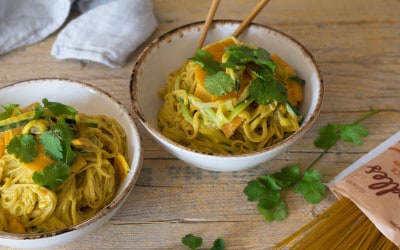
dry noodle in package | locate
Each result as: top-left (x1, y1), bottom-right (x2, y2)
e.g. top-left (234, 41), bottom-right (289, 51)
top-left (276, 131), bottom-right (400, 249)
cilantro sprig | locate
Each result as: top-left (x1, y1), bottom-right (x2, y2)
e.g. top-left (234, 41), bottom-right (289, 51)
top-left (32, 163), bottom-right (70, 191)
top-left (243, 110), bottom-right (379, 221)
top-left (5, 99), bottom-right (78, 191)
top-left (7, 134), bottom-right (39, 162)
top-left (0, 104), bottom-right (20, 120)
top-left (182, 234), bottom-right (225, 250)
top-left (189, 45), bottom-right (289, 105)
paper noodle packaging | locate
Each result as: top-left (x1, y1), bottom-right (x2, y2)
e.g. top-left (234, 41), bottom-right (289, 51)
top-left (328, 131), bottom-right (400, 246)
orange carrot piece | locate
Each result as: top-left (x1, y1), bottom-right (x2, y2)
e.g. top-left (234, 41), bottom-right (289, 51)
top-left (221, 116), bottom-right (244, 138)
top-left (271, 54), bottom-right (303, 107)
top-left (0, 139), bottom-right (5, 158)
top-left (194, 37), bottom-right (241, 102)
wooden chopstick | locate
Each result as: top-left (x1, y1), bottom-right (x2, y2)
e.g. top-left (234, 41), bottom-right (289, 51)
top-left (232, 0), bottom-right (271, 37)
top-left (197, 0), bottom-right (221, 49)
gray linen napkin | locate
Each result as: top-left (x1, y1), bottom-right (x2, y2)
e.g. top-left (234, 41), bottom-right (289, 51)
top-left (52, 0), bottom-right (157, 68)
top-left (0, 0), bottom-right (157, 68)
top-left (0, 0), bottom-right (73, 55)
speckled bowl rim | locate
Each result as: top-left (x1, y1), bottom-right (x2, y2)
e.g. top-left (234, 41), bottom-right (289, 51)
top-left (131, 19), bottom-right (324, 158)
top-left (0, 78), bottom-right (143, 241)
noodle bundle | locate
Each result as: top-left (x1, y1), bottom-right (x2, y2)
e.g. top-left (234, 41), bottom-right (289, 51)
top-left (275, 132), bottom-right (400, 249)
top-left (0, 100), bottom-right (130, 233)
top-left (158, 36), bottom-right (305, 155)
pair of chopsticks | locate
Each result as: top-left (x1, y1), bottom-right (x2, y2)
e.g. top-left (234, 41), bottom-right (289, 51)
top-left (196, 0), bottom-right (271, 49)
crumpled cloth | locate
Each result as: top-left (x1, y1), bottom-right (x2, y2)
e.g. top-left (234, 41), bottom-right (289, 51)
top-left (0, 0), bottom-right (157, 68)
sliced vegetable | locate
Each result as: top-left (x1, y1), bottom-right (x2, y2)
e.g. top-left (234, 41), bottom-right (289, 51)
top-left (271, 54), bottom-right (303, 107)
top-left (21, 120), bottom-right (49, 135)
top-left (221, 116), bottom-right (244, 138)
top-left (0, 111), bottom-right (35, 132)
top-left (114, 153), bottom-right (130, 184)
top-left (20, 145), bottom-right (55, 172)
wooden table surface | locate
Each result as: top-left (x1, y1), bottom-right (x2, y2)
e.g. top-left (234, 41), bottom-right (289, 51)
top-left (0, 0), bottom-right (399, 249)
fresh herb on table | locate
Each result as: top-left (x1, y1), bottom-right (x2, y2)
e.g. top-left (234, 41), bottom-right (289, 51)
top-left (243, 110), bottom-right (379, 221)
top-left (182, 234), bottom-right (225, 250)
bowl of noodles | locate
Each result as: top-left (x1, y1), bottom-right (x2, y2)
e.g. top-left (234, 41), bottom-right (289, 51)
top-left (131, 20), bottom-right (323, 171)
top-left (0, 79), bottom-right (143, 248)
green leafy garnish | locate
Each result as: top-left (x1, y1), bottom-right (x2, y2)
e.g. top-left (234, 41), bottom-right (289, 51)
top-left (32, 163), bottom-right (70, 190)
top-left (0, 104), bottom-right (20, 120)
top-left (34, 105), bottom-right (45, 120)
top-left (40, 131), bottom-right (63, 161)
top-left (244, 110), bottom-right (379, 221)
top-left (4, 99), bottom-right (80, 191)
top-left (210, 238), bottom-right (225, 250)
top-left (313, 123), bottom-right (368, 149)
top-left (244, 164), bottom-right (324, 221)
top-left (7, 134), bottom-right (38, 162)
top-left (223, 45), bottom-right (275, 72)
top-left (182, 234), bottom-right (225, 250)
top-left (42, 98), bottom-right (78, 116)
top-left (288, 75), bottom-right (306, 85)
top-left (258, 198), bottom-right (288, 222)
top-left (189, 49), bottom-right (223, 75)
top-left (249, 78), bottom-right (287, 105)
top-left (182, 234), bottom-right (203, 250)
top-left (53, 119), bottom-right (76, 165)
top-left (189, 44), bottom-right (291, 105)
top-left (204, 71), bottom-right (235, 96)
top-left (293, 169), bottom-right (325, 204)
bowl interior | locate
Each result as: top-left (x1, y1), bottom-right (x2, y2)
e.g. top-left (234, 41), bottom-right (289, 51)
top-left (131, 20), bottom-right (323, 155)
top-left (0, 79), bottom-right (142, 246)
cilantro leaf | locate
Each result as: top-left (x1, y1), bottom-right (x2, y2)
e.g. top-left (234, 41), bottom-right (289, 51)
top-left (222, 45), bottom-right (255, 67)
top-left (258, 190), bottom-right (281, 210)
top-left (34, 104), bottom-right (45, 120)
top-left (258, 198), bottom-right (288, 222)
top-left (244, 165), bottom-right (324, 221)
top-left (190, 45), bottom-right (292, 106)
top-left (248, 67), bottom-right (274, 81)
top-left (7, 134), bottom-right (38, 162)
top-left (181, 234), bottom-right (225, 250)
top-left (189, 50), bottom-right (222, 74)
top-left (243, 174), bottom-right (281, 201)
top-left (244, 174), bottom-right (283, 221)
top-left (293, 170), bottom-right (326, 204)
top-left (244, 110), bottom-right (378, 223)
top-left (42, 98), bottom-right (77, 116)
top-left (210, 237), bottom-right (225, 250)
top-left (0, 104), bottom-right (20, 120)
top-left (182, 234), bottom-right (203, 250)
top-left (272, 165), bottom-right (300, 188)
top-left (243, 180), bottom-right (268, 201)
top-left (32, 163), bottom-right (70, 191)
top-left (223, 46), bottom-right (274, 72)
top-left (53, 119), bottom-right (76, 165)
top-left (314, 123), bottom-right (369, 150)
top-left (288, 75), bottom-right (306, 85)
top-left (339, 124), bottom-right (368, 145)
top-left (40, 131), bottom-right (63, 161)
top-left (204, 71), bottom-right (235, 96)
top-left (249, 78), bottom-right (287, 105)
top-left (313, 124), bottom-right (340, 150)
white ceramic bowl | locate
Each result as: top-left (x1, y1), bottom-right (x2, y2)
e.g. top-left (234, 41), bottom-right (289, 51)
top-left (131, 20), bottom-right (323, 171)
top-left (0, 79), bottom-right (143, 248)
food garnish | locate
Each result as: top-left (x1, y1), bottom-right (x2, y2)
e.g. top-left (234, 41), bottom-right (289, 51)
top-left (243, 110), bottom-right (379, 221)
top-left (182, 234), bottom-right (225, 250)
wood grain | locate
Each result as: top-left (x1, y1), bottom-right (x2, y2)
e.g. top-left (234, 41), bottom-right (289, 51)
top-left (0, 0), bottom-right (399, 249)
